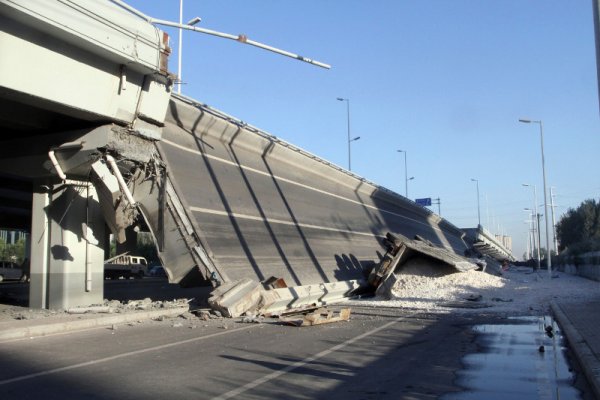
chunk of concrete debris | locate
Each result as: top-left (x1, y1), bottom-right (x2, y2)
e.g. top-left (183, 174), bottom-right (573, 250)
top-left (208, 278), bottom-right (263, 318)
top-left (241, 312), bottom-right (264, 324)
top-left (279, 307), bottom-right (351, 327)
top-left (194, 310), bottom-right (211, 321)
top-left (258, 280), bottom-right (364, 315)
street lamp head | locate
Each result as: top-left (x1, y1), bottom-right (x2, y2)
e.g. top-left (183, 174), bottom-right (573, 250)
top-left (519, 118), bottom-right (542, 125)
top-left (187, 16), bottom-right (202, 26)
top-left (408, 176), bottom-right (415, 181)
top-left (471, 178), bottom-right (477, 182)
top-left (350, 136), bottom-right (360, 141)
top-left (336, 97), bottom-right (346, 102)
top-left (397, 149), bottom-right (404, 153)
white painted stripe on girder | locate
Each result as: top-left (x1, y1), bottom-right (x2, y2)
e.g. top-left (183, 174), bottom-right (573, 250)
top-left (210, 315), bottom-right (408, 400)
top-left (189, 206), bottom-right (384, 238)
top-left (161, 138), bottom-right (438, 232)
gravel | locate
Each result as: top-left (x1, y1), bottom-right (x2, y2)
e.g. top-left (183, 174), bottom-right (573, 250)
top-left (348, 256), bottom-right (600, 315)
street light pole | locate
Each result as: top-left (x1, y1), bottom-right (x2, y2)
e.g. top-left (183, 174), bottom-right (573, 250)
top-left (524, 216), bottom-right (533, 260)
top-left (519, 118), bottom-right (552, 276)
top-left (523, 184), bottom-right (541, 270)
top-left (397, 150), bottom-right (409, 197)
top-left (471, 178), bottom-right (481, 228)
top-left (550, 186), bottom-right (559, 255)
top-left (177, 0), bottom-right (183, 94)
top-left (337, 98), bottom-right (358, 171)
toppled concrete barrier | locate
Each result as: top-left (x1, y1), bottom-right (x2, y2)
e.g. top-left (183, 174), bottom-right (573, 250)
top-left (258, 279), bottom-right (365, 315)
top-left (208, 278), bottom-right (263, 318)
top-left (207, 278), bottom-right (365, 318)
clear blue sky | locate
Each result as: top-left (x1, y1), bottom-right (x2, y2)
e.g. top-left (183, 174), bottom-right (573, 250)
top-left (124, 0), bottom-right (600, 260)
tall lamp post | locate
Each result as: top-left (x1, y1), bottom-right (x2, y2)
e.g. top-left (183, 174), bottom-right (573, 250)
top-left (519, 118), bottom-right (552, 276)
top-left (396, 150), bottom-right (414, 197)
top-left (178, 0), bottom-right (183, 94)
top-left (523, 214), bottom-right (533, 260)
top-left (522, 184), bottom-right (541, 270)
top-left (337, 98), bottom-right (360, 171)
top-left (471, 178), bottom-right (481, 228)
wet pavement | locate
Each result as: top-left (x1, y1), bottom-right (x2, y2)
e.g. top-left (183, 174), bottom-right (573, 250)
top-left (443, 316), bottom-right (583, 400)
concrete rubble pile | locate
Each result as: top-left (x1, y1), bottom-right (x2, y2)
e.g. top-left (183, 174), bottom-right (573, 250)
top-left (367, 232), bottom-right (480, 299)
top-left (207, 232), bottom-right (482, 318)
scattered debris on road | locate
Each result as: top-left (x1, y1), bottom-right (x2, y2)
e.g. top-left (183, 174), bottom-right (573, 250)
top-left (278, 307), bottom-right (351, 327)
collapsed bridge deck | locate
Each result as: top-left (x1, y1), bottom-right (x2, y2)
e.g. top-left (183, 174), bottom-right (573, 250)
top-left (134, 95), bottom-right (470, 287)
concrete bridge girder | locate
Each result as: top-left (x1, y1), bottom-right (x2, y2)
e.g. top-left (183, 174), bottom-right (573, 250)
top-left (0, 0), bottom-right (173, 129)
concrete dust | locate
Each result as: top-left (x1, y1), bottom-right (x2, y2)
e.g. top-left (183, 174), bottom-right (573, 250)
top-left (349, 257), bottom-right (600, 315)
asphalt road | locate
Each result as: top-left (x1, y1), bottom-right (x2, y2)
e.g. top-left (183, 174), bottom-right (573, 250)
top-left (0, 305), bottom-right (480, 400)
top-left (0, 278), bottom-right (593, 399)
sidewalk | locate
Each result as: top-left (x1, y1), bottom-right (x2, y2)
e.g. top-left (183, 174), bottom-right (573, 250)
top-left (552, 300), bottom-right (600, 399)
top-left (0, 302), bottom-right (191, 342)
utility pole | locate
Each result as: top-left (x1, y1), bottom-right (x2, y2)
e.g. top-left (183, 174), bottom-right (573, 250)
top-left (550, 187), bottom-right (558, 255)
top-left (177, 0), bottom-right (183, 94)
top-left (471, 178), bottom-right (481, 228)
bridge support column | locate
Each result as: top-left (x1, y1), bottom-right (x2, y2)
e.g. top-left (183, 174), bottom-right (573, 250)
top-left (29, 183), bottom-right (105, 309)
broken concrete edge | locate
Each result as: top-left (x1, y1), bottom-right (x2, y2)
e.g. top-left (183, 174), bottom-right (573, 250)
top-left (207, 278), bottom-right (368, 318)
top-left (0, 306), bottom-right (189, 342)
top-left (551, 301), bottom-right (600, 400)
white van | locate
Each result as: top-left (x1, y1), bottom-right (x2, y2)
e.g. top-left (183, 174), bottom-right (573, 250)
top-left (104, 254), bottom-right (148, 279)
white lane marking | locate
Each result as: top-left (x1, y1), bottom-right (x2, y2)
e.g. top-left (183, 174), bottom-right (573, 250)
top-left (161, 139), bottom-right (438, 232)
top-left (210, 316), bottom-right (407, 400)
top-left (190, 206), bottom-right (385, 239)
top-left (0, 325), bottom-right (260, 386)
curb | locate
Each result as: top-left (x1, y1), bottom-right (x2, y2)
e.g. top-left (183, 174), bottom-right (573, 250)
top-left (551, 301), bottom-right (600, 399)
top-left (0, 306), bottom-right (189, 342)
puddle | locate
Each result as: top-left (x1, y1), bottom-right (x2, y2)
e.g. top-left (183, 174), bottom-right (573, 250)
top-left (443, 316), bottom-right (583, 400)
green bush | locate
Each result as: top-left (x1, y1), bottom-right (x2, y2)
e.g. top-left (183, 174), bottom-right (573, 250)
top-left (0, 238), bottom-right (26, 264)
